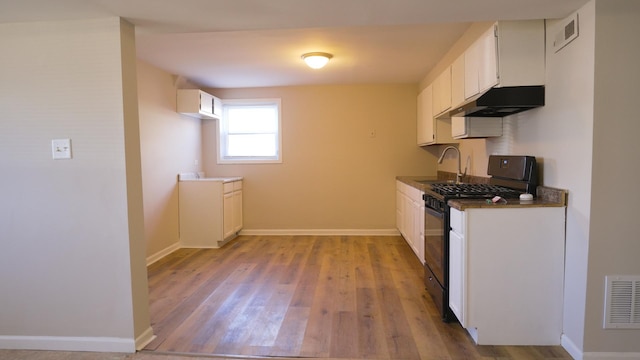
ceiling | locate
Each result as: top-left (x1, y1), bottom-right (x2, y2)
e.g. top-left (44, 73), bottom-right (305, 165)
top-left (0, 0), bottom-right (589, 88)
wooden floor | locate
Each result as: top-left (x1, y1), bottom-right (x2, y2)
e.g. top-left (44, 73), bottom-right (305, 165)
top-left (145, 235), bottom-right (572, 359)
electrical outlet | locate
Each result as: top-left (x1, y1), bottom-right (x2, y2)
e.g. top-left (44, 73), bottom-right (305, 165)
top-left (52, 139), bottom-right (72, 160)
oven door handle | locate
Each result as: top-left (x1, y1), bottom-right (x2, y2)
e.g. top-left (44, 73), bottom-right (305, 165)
top-left (424, 206), bottom-right (444, 219)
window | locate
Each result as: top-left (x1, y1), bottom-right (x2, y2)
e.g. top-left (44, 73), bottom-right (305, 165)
top-left (218, 99), bottom-right (281, 164)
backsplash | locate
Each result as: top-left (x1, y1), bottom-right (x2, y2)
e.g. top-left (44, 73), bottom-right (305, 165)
top-left (438, 171), bottom-right (490, 184)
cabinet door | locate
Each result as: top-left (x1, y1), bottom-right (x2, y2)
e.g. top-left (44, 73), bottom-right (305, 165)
top-left (396, 187), bottom-right (403, 232)
top-left (433, 67), bottom-right (452, 116)
top-left (464, 41), bottom-right (480, 99)
top-left (413, 199), bottom-right (425, 264)
top-left (451, 54), bottom-right (465, 109)
top-left (233, 189), bottom-right (243, 232)
top-left (223, 192), bottom-right (234, 239)
top-left (199, 91), bottom-right (214, 114)
top-left (404, 195), bottom-right (415, 250)
top-left (449, 228), bottom-right (465, 326)
top-left (478, 25), bottom-right (499, 94)
top-left (417, 85), bottom-right (434, 145)
top-left (397, 189), bottom-right (408, 238)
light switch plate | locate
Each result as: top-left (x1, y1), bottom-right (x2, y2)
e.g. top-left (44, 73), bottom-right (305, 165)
top-left (52, 138), bottom-right (72, 160)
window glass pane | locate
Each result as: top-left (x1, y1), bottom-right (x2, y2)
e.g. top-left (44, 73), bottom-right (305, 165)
top-left (227, 134), bottom-right (277, 157)
top-left (227, 106), bottom-right (277, 134)
top-left (219, 98), bottom-right (281, 163)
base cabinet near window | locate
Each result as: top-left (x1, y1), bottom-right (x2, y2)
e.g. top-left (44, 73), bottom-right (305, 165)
top-left (448, 206), bottom-right (565, 345)
top-left (396, 181), bottom-right (425, 264)
top-left (179, 177), bottom-right (243, 248)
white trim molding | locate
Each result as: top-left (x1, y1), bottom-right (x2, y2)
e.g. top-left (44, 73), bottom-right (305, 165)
top-left (239, 229), bottom-right (401, 236)
top-left (135, 327), bottom-right (155, 351)
top-left (562, 334), bottom-right (582, 360)
top-left (562, 335), bottom-right (640, 360)
top-left (146, 242), bottom-right (180, 266)
top-left (0, 335), bottom-right (135, 353)
top-left (583, 353), bottom-right (640, 360)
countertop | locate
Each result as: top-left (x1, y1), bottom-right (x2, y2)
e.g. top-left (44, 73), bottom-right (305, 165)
top-left (396, 175), bottom-right (567, 210)
top-left (178, 172), bottom-right (243, 183)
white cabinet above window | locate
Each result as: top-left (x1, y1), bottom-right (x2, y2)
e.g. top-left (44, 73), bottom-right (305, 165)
top-left (177, 89), bottom-right (222, 120)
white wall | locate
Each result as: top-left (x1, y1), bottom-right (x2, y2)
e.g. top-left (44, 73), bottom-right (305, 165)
top-left (433, 0), bottom-right (640, 356)
top-left (137, 60), bottom-right (202, 261)
top-left (513, 3), bottom-right (596, 354)
top-left (0, 17), bottom-right (150, 352)
top-left (585, 0), bottom-right (640, 353)
top-left (202, 85), bottom-right (435, 232)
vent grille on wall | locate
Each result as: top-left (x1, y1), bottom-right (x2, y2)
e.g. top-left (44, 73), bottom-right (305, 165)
top-left (553, 12), bottom-right (579, 53)
top-left (604, 275), bottom-right (640, 329)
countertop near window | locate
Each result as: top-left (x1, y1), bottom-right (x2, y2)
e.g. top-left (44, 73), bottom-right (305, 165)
top-left (178, 172), bottom-right (243, 182)
top-left (396, 175), bottom-right (567, 210)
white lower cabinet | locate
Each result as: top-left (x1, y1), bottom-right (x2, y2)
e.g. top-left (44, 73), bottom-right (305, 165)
top-left (396, 181), bottom-right (425, 264)
top-left (222, 180), bottom-right (243, 239)
top-left (448, 206), bottom-right (565, 345)
top-left (179, 178), bottom-right (243, 248)
top-left (448, 218), bottom-right (465, 325)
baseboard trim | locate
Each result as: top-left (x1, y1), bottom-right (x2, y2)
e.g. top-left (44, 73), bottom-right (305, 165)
top-left (562, 334), bottom-right (582, 359)
top-left (135, 327), bottom-right (155, 351)
top-left (239, 229), bottom-right (401, 236)
top-left (0, 335), bottom-right (135, 353)
top-left (146, 242), bottom-right (180, 266)
top-left (583, 352), bottom-right (640, 360)
top-left (560, 335), bottom-right (639, 360)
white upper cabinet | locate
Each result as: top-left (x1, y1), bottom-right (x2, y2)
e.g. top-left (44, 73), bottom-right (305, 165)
top-left (417, 85), bottom-right (435, 145)
top-left (450, 54), bottom-right (466, 110)
top-left (462, 20), bottom-right (544, 103)
top-left (417, 83), bottom-right (456, 146)
top-left (478, 26), bottom-right (499, 94)
top-left (465, 25), bottom-right (498, 100)
top-left (464, 39), bottom-right (482, 100)
top-left (177, 89), bottom-right (222, 120)
top-left (433, 66), bottom-right (452, 117)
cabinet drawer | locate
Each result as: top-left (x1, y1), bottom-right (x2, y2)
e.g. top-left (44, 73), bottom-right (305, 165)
top-left (233, 180), bottom-right (243, 191)
top-left (450, 207), bottom-right (464, 234)
top-left (223, 182), bottom-right (234, 194)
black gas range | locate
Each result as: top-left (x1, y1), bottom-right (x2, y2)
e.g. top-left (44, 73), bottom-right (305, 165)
top-left (422, 155), bottom-right (538, 322)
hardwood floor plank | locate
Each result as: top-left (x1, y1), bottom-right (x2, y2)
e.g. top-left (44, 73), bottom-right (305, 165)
top-left (330, 311), bottom-right (359, 358)
top-left (145, 255), bottom-right (244, 350)
top-left (245, 285), bottom-right (295, 347)
top-left (269, 306), bottom-right (311, 357)
top-left (355, 287), bottom-right (390, 358)
top-left (299, 244), bottom-right (339, 358)
top-left (156, 263), bottom-right (258, 353)
top-left (145, 235), bottom-right (573, 360)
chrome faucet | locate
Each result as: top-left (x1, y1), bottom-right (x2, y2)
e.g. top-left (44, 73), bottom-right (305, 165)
top-left (437, 146), bottom-right (464, 183)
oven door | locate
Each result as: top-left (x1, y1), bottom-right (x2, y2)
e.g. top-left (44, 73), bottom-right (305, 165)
top-left (424, 206), bottom-right (445, 285)
top-left (424, 204), bottom-right (453, 321)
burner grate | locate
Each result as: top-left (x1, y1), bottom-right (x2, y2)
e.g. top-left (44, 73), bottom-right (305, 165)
top-left (430, 183), bottom-right (522, 197)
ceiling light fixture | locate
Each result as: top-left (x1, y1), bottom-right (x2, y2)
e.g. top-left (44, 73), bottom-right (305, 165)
top-left (301, 52), bottom-right (333, 69)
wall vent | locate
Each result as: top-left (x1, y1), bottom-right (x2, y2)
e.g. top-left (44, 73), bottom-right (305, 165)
top-left (604, 275), bottom-right (640, 329)
top-left (553, 12), bottom-right (579, 53)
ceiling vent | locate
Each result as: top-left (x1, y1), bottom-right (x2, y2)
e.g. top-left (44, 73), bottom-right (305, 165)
top-left (604, 275), bottom-right (640, 329)
top-left (553, 12), bottom-right (579, 53)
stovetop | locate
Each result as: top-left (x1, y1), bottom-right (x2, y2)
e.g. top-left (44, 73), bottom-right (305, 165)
top-left (429, 183), bottom-right (522, 198)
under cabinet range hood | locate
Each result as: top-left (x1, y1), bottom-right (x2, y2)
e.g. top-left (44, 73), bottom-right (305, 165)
top-left (449, 86), bottom-right (545, 118)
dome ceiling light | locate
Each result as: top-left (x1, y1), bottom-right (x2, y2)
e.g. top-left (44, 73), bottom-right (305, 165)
top-left (301, 52), bottom-right (333, 69)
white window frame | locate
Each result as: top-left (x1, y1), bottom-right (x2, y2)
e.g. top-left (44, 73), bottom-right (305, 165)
top-left (217, 98), bottom-right (282, 164)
